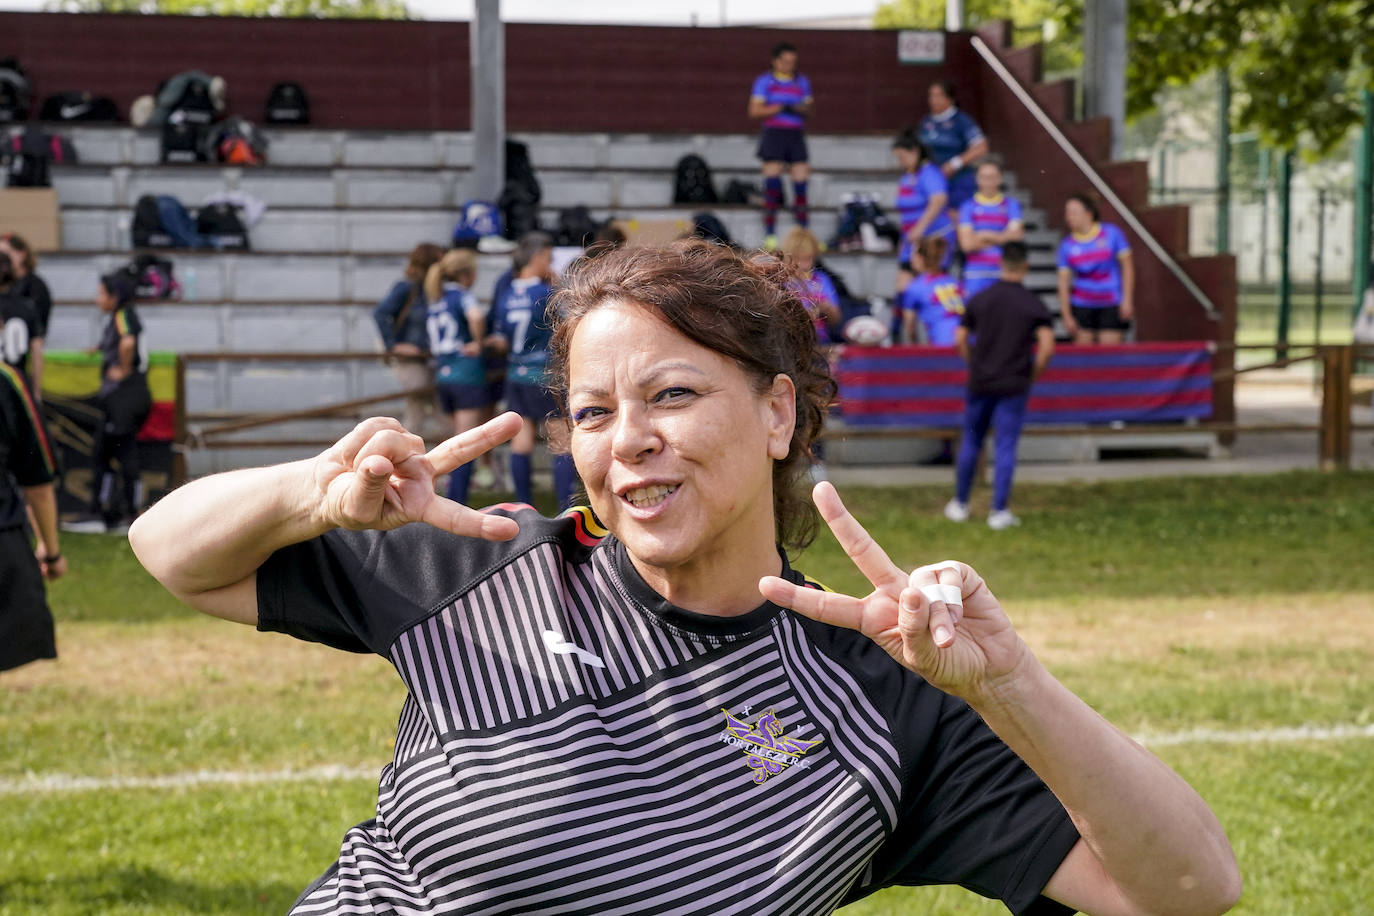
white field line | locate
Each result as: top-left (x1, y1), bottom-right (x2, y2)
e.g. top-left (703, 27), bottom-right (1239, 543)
top-left (4, 722), bottom-right (1374, 796)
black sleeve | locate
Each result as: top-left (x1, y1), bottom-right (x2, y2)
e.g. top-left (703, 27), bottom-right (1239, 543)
top-left (256, 506), bottom-right (588, 656)
top-left (2, 369), bottom-right (56, 487)
top-left (960, 296), bottom-right (979, 331)
top-left (801, 618), bottom-right (1079, 915)
top-left (29, 276), bottom-right (53, 337)
top-left (123, 305), bottom-right (144, 338)
top-left (867, 691), bottom-right (1080, 914)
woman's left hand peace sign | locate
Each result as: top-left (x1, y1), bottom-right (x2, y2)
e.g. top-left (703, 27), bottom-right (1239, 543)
top-left (759, 482), bottom-right (1030, 701)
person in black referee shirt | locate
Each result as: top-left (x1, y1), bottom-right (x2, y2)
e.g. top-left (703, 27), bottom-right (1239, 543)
top-left (1, 359), bottom-right (64, 672)
top-left (131, 241), bottom-right (1238, 916)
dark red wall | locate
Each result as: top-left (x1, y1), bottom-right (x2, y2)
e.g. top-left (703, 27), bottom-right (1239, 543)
top-left (0, 12), bottom-right (972, 133)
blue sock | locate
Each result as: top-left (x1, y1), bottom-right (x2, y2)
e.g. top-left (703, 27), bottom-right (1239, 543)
top-left (792, 179), bottom-right (809, 227)
top-left (552, 454), bottom-right (577, 510)
top-left (511, 452), bottom-right (533, 505)
top-left (446, 462), bottom-right (474, 506)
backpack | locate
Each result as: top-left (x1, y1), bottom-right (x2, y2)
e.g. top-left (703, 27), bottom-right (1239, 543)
top-left (196, 202), bottom-right (249, 250)
top-left (39, 91), bottom-right (120, 123)
top-left (691, 211), bottom-right (733, 247)
top-left (161, 119), bottom-right (208, 163)
top-left (673, 154), bottom-right (717, 205)
top-left (722, 178), bottom-right (759, 206)
top-left (498, 181), bottom-right (540, 241)
top-left (553, 206), bottom-right (601, 248)
top-left (153, 195), bottom-right (207, 248)
top-left (131, 195), bottom-right (174, 248)
top-left (159, 78), bottom-right (216, 163)
top-left (0, 59), bottom-right (31, 123)
top-left (4, 128), bottom-right (75, 188)
top-left (504, 139), bottom-right (541, 205)
top-left (264, 81), bottom-right (309, 125)
top-left (452, 200), bottom-right (502, 247)
top-left (121, 253), bottom-right (182, 301)
top-left (205, 117), bottom-right (268, 165)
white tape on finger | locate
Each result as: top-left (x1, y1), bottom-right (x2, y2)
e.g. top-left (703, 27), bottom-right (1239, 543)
top-left (920, 583), bottom-right (963, 608)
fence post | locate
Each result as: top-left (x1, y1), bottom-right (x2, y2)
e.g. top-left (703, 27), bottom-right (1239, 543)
top-left (1319, 345), bottom-right (1353, 471)
top-left (173, 355), bottom-right (188, 487)
top-left (1216, 69), bottom-right (1231, 255)
top-left (1356, 90), bottom-right (1373, 318)
top-left (1276, 150), bottom-right (1294, 355)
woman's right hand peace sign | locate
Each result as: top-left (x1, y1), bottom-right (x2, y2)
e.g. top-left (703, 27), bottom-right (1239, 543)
top-left (313, 412), bottom-right (524, 542)
top-left (759, 482), bottom-right (1032, 702)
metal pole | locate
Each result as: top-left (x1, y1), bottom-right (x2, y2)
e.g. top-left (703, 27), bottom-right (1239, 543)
top-left (470, 0), bottom-right (505, 203)
top-left (1277, 150), bottom-right (1293, 351)
top-left (1355, 89), bottom-right (1374, 318)
top-left (1216, 69), bottom-right (1231, 255)
top-left (1258, 147), bottom-right (1271, 284)
top-left (1082, 0), bottom-right (1127, 159)
top-left (1315, 189), bottom-right (1326, 345)
top-left (945, 0), bottom-right (964, 31)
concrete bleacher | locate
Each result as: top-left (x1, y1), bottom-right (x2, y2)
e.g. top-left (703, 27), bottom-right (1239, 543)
top-left (34, 125), bottom-right (1070, 474)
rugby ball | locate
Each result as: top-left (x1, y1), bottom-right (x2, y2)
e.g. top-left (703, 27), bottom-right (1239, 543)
top-left (843, 314), bottom-right (888, 346)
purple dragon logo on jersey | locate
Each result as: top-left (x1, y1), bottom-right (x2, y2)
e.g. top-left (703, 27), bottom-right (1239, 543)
top-left (720, 708), bottom-right (823, 784)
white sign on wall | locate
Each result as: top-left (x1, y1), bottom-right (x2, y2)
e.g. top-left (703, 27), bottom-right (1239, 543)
top-left (897, 30), bottom-right (946, 65)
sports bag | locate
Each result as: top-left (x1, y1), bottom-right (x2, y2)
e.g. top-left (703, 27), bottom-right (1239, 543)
top-left (0, 58), bottom-right (31, 123)
top-left (452, 200), bottom-right (502, 247)
top-left (39, 91), bottom-right (120, 123)
top-left (498, 181), bottom-right (540, 241)
top-left (552, 205), bottom-right (601, 248)
top-left (264, 81), bottom-right (309, 124)
top-left (121, 253), bottom-right (182, 301)
top-left (204, 117), bottom-right (269, 165)
top-left (691, 211), bottom-right (733, 247)
top-left (504, 139), bottom-right (541, 205)
top-left (4, 128), bottom-right (76, 187)
top-left (673, 154), bottom-right (718, 205)
top-left (131, 194), bottom-right (174, 248)
top-left (161, 119), bottom-right (207, 163)
top-left (196, 202), bottom-right (249, 250)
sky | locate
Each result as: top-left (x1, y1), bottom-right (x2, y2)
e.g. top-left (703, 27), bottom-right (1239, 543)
top-left (0, 0), bottom-right (883, 27)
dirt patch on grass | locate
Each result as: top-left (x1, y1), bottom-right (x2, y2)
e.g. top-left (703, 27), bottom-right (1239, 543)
top-left (1, 620), bottom-right (396, 700)
top-left (1012, 592), bottom-right (1374, 670)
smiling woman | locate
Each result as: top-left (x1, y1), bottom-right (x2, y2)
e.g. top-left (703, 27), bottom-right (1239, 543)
top-left (128, 240), bottom-right (1239, 916)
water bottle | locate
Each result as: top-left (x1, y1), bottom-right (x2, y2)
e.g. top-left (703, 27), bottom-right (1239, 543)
top-left (183, 265), bottom-right (198, 302)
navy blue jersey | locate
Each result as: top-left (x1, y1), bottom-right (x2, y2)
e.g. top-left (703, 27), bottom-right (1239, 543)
top-left (427, 283), bottom-right (485, 387)
top-left (493, 276), bottom-right (555, 386)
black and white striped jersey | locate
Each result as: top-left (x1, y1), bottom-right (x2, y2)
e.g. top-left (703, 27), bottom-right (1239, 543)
top-left (258, 505), bottom-right (1078, 916)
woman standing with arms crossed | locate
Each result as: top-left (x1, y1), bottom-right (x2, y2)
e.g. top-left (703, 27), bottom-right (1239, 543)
top-left (130, 240), bottom-right (1237, 916)
top-left (1058, 193), bottom-right (1135, 345)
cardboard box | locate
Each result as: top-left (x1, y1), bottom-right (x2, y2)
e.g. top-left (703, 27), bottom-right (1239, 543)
top-left (0, 187), bottom-right (62, 251)
top-left (611, 218), bottom-right (689, 248)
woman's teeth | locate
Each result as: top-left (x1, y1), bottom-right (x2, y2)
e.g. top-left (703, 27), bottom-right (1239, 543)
top-left (625, 485), bottom-right (677, 508)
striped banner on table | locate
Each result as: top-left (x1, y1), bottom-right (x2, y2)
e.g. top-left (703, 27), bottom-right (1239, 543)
top-left (836, 343), bottom-right (1213, 427)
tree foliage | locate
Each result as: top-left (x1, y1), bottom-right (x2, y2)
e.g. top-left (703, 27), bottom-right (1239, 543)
top-left (876, 0), bottom-right (1373, 154)
top-left (48, 0), bottom-right (410, 17)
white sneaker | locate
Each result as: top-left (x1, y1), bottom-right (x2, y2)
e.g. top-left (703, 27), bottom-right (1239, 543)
top-left (943, 499), bottom-right (970, 523)
top-left (987, 510), bottom-right (1021, 530)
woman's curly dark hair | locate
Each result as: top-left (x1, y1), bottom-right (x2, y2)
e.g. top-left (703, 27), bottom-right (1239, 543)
top-left (547, 239), bottom-right (837, 554)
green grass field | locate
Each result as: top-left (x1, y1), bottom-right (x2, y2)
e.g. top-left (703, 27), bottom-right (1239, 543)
top-left (3, 471), bottom-right (1372, 914)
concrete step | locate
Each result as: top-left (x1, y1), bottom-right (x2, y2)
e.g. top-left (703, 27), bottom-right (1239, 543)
top-left (50, 126), bottom-right (903, 172)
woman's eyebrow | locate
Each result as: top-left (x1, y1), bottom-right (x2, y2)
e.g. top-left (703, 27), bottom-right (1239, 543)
top-left (569, 362), bottom-right (710, 400)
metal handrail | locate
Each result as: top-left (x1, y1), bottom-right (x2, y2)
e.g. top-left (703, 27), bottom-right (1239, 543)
top-left (969, 34), bottom-right (1222, 321)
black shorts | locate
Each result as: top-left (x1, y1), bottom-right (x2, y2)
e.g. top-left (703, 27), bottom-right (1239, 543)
top-left (756, 127), bottom-right (808, 164)
top-left (1072, 305), bottom-right (1130, 332)
top-left (437, 383), bottom-right (488, 414)
top-left (100, 377), bottom-right (153, 436)
top-left (506, 381), bottom-right (560, 422)
top-left (0, 527), bottom-right (57, 672)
